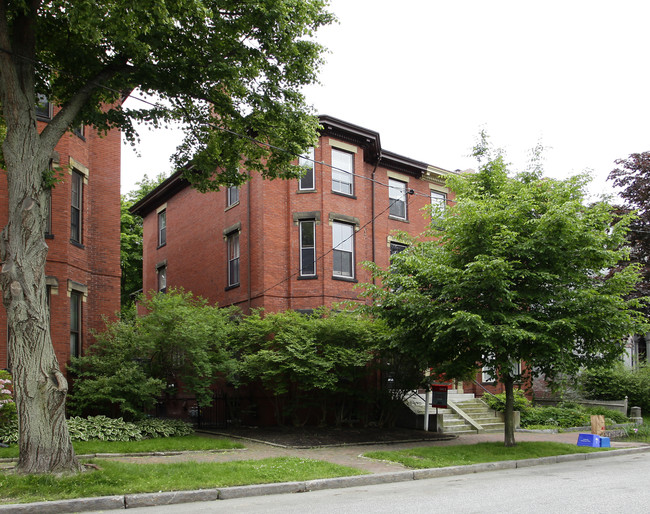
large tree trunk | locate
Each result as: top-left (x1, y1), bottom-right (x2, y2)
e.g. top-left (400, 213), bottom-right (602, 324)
top-left (503, 376), bottom-right (516, 447)
top-left (0, 119), bottom-right (80, 474)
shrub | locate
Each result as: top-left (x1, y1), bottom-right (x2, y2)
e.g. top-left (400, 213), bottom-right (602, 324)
top-left (521, 407), bottom-right (589, 428)
top-left (583, 406), bottom-right (629, 424)
top-left (0, 370), bottom-right (17, 427)
top-left (0, 419), bottom-right (18, 445)
top-left (578, 364), bottom-right (650, 414)
top-left (483, 390), bottom-right (531, 413)
top-left (67, 416), bottom-right (143, 442)
top-left (134, 418), bottom-right (194, 438)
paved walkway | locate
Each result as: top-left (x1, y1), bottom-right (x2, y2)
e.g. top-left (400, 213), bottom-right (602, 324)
top-left (103, 430), bottom-right (645, 474)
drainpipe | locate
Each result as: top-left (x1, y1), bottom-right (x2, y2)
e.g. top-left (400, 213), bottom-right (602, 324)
top-left (371, 152), bottom-right (382, 284)
top-left (247, 171), bottom-right (252, 313)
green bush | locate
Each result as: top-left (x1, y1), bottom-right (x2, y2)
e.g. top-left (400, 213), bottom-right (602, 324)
top-left (583, 406), bottom-right (629, 424)
top-left (521, 407), bottom-right (589, 428)
top-left (0, 416), bottom-right (194, 446)
top-left (134, 418), bottom-right (194, 438)
top-left (578, 365), bottom-right (650, 414)
top-left (483, 390), bottom-right (531, 413)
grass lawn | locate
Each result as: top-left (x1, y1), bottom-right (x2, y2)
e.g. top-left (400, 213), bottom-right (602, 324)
top-left (363, 442), bottom-right (608, 469)
top-left (0, 457), bottom-right (366, 504)
top-left (0, 435), bottom-right (244, 460)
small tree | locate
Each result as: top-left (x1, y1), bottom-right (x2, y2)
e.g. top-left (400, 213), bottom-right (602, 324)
top-left (363, 136), bottom-right (647, 446)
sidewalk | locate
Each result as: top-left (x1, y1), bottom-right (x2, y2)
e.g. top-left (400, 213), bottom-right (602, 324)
top-left (0, 431), bottom-right (648, 513)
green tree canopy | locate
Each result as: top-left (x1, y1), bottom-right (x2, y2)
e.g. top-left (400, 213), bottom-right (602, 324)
top-left (363, 136), bottom-right (647, 446)
top-left (0, 0), bottom-right (333, 473)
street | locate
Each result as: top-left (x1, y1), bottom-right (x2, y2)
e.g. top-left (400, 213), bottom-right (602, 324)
top-left (119, 452), bottom-right (649, 514)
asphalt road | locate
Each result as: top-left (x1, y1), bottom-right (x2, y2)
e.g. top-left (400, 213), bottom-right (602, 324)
top-left (120, 452), bottom-right (650, 514)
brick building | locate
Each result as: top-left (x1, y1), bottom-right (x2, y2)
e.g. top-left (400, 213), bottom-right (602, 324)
top-left (131, 115), bottom-right (455, 312)
top-left (0, 100), bottom-right (122, 372)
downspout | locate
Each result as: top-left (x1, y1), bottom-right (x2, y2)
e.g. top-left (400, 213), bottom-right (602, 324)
top-left (371, 152), bottom-right (382, 284)
top-left (247, 171), bottom-right (252, 313)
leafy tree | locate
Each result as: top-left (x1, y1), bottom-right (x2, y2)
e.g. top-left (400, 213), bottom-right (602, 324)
top-left (0, 1), bottom-right (332, 473)
top-left (363, 136), bottom-right (647, 446)
top-left (232, 309), bottom-right (386, 426)
top-left (121, 174), bottom-right (167, 310)
top-left (68, 290), bottom-right (239, 419)
top-left (609, 152), bottom-right (650, 315)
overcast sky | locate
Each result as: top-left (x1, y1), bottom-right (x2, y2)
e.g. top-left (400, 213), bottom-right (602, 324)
top-left (121, 0), bottom-right (650, 200)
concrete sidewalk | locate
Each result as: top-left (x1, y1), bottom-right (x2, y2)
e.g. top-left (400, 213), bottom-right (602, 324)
top-left (0, 431), bottom-right (648, 513)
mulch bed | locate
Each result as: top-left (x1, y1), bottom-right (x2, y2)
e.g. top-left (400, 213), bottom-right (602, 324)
top-left (201, 426), bottom-right (456, 448)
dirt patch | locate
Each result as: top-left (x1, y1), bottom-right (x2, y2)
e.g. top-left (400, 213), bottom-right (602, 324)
top-left (201, 426), bottom-right (456, 448)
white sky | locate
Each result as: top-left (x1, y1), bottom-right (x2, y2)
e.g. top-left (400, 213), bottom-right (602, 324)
top-left (121, 0), bottom-right (650, 200)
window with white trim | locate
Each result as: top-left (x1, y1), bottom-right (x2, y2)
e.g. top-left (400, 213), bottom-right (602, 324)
top-left (227, 232), bottom-right (240, 287)
top-left (36, 94), bottom-right (51, 120)
top-left (431, 190), bottom-right (447, 208)
top-left (158, 210), bottom-right (167, 247)
top-left (70, 170), bottom-right (83, 244)
top-left (157, 265), bottom-right (167, 293)
top-left (70, 291), bottom-right (81, 358)
top-left (227, 185), bottom-right (239, 207)
top-left (300, 220), bottom-right (316, 277)
top-left (332, 221), bottom-right (354, 278)
top-left (331, 149), bottom-right (353, 195)
top-left (389, 179), bottom-right (408, 219)
top-left (299, 147), bottom-right (315, 190)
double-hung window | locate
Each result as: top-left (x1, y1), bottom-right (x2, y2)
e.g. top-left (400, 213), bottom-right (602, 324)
top-left (36, 94), bottom-right (51, 120)
top-left (299, 220), bottom-right (316, 277)
top-left (389, 179), bottom-right (407, 220)
top-left (332, 222), bottom-right (354, 278)
top-left (431, 190), bottom-right (447, 209)
top-left (158, 210), bottom-right (167, 247)
top-left (331, 149), bottom-right (353, 195)
top-left (227, 185), bottom-right (239, 207)
top-left (157, 265), bottom-right (167, 293)
top-left (70, 292), bottom-right (81, 358)
top-left (227, 232), bottom-right (240, 287)
top-left (70, 171), bottom-right (83, 244)
top-left (299, 147), bottom-right (315, 190)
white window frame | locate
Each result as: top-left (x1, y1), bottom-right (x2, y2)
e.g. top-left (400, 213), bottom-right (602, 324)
top-left (70, 170), bottom-right (83, 244)
top-left (299, 147), bottom-right (315, 190)
top-left (431, 190), bottom-right (447, 209)
top-left (158, 209), bottom-right (167, 247)
top-left (332, 221), bottom-right (354, 278)
top-left (227, 232), bottom-right (240, 287)
top-left (331, 149), bottom-right (353, 195)
top-left (299, 220), bottom-right (316, 277)
top-left (157, 265), bottom-right (167, 293)
top-left (227, 185), bottom-right (239, 207)
top-left (389, 179), bottom-right (408, 220)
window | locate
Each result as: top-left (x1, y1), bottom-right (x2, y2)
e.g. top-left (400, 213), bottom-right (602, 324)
top-left (72, 124), bottom-right (84, 139)
top-left (227, 185), bottom-right (239, 207)
top-left (70, 170), bottom-right (83, 244)
top-left (36, 94), bottom-right (51, 120)
top-left (389, 179), bottom-right (408, 219)
top-left (158, 210), bottom-right (167, 247)
top-left (157, 265), bottom-right (167, 293)
top-left (332, 222), bottom-right (354, 278)
top-left (70, 291), bottom-right (81, 358)
top-left (299, 147), bottom-right (315, 190)
top-left (390, 242), bottom-right (407, 257)
top-left (331, 149), bottom-right (353, 195)
top-left (300, 220), bottom-right (316, 277)
top-left (227, 232), bottom-right (240, 287)
top-left (431, 190), bottom-right (447, 208)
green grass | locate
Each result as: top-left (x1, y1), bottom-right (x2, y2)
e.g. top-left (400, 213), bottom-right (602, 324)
top-left (363, 442), bottom-right (608, 469)
top-left (0, 457), bottom-right (366, 504)
top-left (0, 436), bottom-right (243, 460)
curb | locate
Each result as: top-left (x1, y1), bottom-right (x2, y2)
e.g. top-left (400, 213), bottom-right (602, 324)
top-left (1, 446), bottom-right (649, 513)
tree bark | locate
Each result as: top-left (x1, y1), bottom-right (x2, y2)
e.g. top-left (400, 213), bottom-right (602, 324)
top-left (503, 375), bottom-right (516, 447)
top-left (0, 70), bottom-right (81, 473)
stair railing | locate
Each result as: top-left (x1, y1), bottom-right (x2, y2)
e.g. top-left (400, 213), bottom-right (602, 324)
top-left (472, 380), bottom-right (504, 418)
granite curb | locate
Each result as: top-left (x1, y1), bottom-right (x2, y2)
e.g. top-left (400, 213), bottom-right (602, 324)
top-left (1, 445), bottom-right (648, 513)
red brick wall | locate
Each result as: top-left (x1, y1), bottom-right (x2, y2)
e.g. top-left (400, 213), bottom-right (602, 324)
top-left (0, 115), bottom-right (121, 372)
top-left (139, 132), bottom-right (455, 316)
